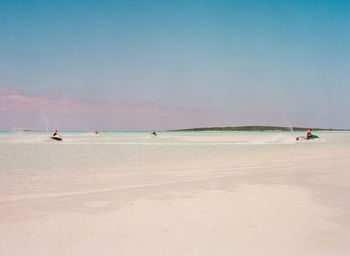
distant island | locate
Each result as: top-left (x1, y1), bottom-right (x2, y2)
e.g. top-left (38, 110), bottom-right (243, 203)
top-left (169, 126), bottom-right (349, 132)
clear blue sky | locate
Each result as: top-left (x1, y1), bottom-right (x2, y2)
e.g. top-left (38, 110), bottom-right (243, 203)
top-left (0, 0), bottom-right (349, 130)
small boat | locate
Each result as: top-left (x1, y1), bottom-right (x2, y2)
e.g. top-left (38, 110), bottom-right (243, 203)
top-left (296, 134), bottom-right (319, 141)
top-left (51, 135), bottom-right (62, 141)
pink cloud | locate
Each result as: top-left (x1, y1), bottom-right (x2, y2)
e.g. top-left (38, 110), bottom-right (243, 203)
top-left (0, 87), bottom-right (232, 130)
top-left (0, 87), bottom-right (217, 119)
top-left (0, 87), bottom-right (22, 96)
top-left (0, 86), bottom-right (163, 114)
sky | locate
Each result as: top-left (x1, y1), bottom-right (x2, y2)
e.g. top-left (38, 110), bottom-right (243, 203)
top-left (0, 0), bottom-right (349, 131)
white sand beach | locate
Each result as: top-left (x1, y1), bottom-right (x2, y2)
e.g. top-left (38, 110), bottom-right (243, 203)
top-left (1, 132), bottom-right (350, 255)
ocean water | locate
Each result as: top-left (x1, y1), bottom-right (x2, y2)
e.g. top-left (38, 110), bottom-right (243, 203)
top-left (0, 131), bottom-right (347, 197)
top-left (1, 131), bottom-right (350, 255)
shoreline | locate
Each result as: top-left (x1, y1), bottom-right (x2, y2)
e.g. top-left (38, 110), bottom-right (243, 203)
top-left (168, 126), bottom-right (350, 132)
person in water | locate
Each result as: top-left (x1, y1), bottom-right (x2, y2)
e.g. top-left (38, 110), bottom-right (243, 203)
top-left (306, 129), bottom-right (312, 139)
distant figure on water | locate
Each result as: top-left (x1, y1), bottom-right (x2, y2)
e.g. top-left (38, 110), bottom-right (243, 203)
top-left (51, 130), bottom-right (62, 141)
top-left (306, 129), bottom-right (312, 140)
top-left (151, 130), bottom-right (157, 136)
top-left (296, 129), bottom-right (319, 141)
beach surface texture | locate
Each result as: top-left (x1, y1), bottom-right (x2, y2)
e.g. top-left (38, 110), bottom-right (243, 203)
top-left (1, 131), bottom-right (350, 256)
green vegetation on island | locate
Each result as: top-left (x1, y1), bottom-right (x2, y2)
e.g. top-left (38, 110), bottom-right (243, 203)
top-left (169, 126), bottom-right (348, 132)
